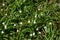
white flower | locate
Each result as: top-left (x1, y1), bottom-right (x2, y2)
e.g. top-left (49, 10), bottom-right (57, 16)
top-left (28, 39), bottom-right (31, 40)
top-left (35, 14), bottom-right (37, 18)
top-left (2, 22), bottom-right (5, 25)
top-left (30, 34), bottom-right (32, 36)
top-left (38, 8), bottom-right (41, 11)
top-left (36, 28), bottom-right (39, 31)
top-left (38, 32), bottom-right (41, 34)
top-left (14, 24), bottom-right (16, 26)
top-left (1, 31), bottom-right (4, 34)
top-left (5, 14), bottom-right (7, 16)
top-left (2, 3), bottom-right (5, 6)
top-left (4, 25), bottom-right (7, 29)
top-left (33, 20), bottom-right (36, 24)
top-left (1, 9), bottom-right (3, 11)
top-left (28, 20), bottom-right (30, 23)
top-left (44, 26), bottom-right (47, 29)
top-left (19, 22), bottom-right (23, 24)
top-left (41, 13), bottom-right (43, 16)
top-left (49, 22), bottom-right (52, 25)
top-left (17, 30), bottom-right (19, 32)
top-left (33, 32), bottom-right (35, 36)
top-left (19, 10), bottom-right (22, 13)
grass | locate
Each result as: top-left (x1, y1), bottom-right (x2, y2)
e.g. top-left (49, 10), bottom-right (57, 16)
top-left (0, 0), bottom-right (60, 40)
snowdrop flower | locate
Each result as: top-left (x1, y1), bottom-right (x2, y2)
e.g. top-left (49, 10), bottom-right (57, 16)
top-left (19, 10), bottom-right (22, 13)
top-left (30, 34), bottom-right (33, 36)
top-left (33, 32), bottom-right (35, 36)
top-left (1, 31), bottom-right (4, 34)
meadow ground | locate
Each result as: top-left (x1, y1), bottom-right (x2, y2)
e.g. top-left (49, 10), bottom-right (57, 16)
top-left (0, 0), bottom-right (60, 40)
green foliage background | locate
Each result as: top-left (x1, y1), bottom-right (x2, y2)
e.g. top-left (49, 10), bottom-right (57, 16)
top-left (0, 0), bottom-right (60, 40)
